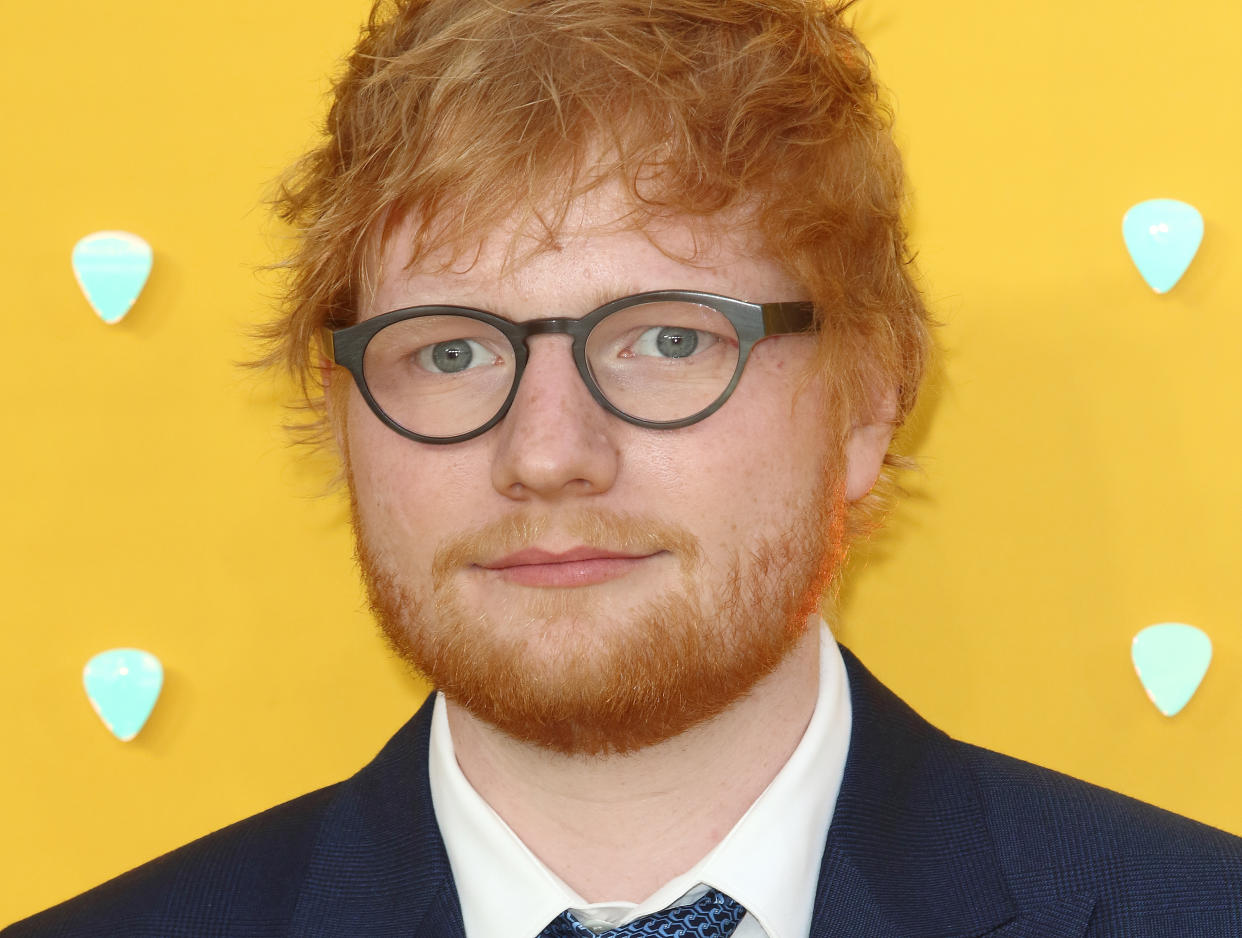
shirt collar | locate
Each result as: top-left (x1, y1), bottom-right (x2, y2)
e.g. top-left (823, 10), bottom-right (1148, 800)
top-left (428, 620), bottom-right (851, 938)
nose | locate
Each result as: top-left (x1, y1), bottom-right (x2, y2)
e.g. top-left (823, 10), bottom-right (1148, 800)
top-left (489, 335), bottom-right (621, 500)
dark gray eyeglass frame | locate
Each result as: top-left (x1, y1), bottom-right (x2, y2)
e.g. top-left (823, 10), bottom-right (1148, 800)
top-left (325, 289), bottom-right (815, 444)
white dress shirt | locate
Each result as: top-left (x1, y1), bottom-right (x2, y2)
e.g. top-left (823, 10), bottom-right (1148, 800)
top-left (428, 620), bottom-right (852, 938)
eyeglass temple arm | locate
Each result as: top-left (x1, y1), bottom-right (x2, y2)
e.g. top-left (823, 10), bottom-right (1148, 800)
top-left (761, 301), bottom-right (816, 336)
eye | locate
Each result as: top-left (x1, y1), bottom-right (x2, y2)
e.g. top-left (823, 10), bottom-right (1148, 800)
top-left (629, 326), bottom-right (714, 359)
top-left (415, 338), bottom-right (497, 374)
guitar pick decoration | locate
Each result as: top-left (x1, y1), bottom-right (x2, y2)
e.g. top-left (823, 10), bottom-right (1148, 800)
top-left (1122, 199), bottom-right (1203, 294)
top-left (83, 648), bottom-right (164, 741)
top-left (71, 231), bottom-right (153, 324)
top-left (1131, 623), bottom-right (1212, 717)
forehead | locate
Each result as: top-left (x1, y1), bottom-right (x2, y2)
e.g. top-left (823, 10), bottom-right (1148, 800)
top-left (368, 184), bottom-right (801, 319)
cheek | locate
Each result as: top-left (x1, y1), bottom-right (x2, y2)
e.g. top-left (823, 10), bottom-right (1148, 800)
top-left (736, 371), bottom-right (832, 511)
top-left (731, 352), bottom-right (830, 468)
top-left (345, 395), bottom-right (481, 550)
top-left (646, 369), bottom-right (830, 552)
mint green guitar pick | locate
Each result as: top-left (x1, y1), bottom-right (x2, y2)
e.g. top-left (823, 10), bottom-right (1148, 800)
top-left (1131, 624), bottom-right (1212, 717)
top-left (1122, 199), bottom-right (1203, 294)
top-left (71, 231), bottom-right (153, 324)
top-left (83, 648), bottom-right (163, 741)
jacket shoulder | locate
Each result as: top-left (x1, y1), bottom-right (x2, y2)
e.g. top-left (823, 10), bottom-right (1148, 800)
top-left (961, 741), bottom-right (1242, 927)
top-left (2, 783), bottom-right (340, 938)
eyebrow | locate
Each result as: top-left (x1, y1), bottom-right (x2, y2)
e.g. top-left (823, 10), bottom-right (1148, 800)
top-left (384, 286), bottom-right (713, 320)
top-left (580, 286), bottom-right (648, 313)
top-left (478, 286), bottom-right (650, 320)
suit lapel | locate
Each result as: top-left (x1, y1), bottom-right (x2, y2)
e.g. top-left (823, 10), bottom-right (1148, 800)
top-left (289, 693), bottom-right (467, 938)
top-left (286, 649), bottom-right (1096, 938)
top-left (984, 894), bottom-right (1096, 937)
top-left (811, 648), bottom-right (1092, 938)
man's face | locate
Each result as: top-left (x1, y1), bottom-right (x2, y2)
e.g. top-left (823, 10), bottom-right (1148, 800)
top-left (337, 187), bottom-right (877, 755)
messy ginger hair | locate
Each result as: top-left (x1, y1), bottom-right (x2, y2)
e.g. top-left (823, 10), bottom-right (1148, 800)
top-left (266, 0), bottom-right (931, 505)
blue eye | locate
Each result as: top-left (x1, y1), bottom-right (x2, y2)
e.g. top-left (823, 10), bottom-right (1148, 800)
top-left (416, 338), bottom-right (494, 373)
top-left (632, 326), bottom-right (710, 359)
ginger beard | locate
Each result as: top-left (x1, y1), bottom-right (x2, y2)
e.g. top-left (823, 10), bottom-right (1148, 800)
top-left (349, 457), bottom-right (849, 756)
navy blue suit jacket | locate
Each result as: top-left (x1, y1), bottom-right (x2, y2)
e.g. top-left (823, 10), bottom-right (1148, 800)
top-left (7, 646), bottom-right (1242, 936)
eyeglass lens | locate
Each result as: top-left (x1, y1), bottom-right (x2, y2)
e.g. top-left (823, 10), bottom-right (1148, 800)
top-left (360, 300), bottom-right (742, 438)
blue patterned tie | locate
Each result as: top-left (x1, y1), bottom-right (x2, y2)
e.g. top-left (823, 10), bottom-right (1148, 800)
top-left (539, 888), bottom-right (745, 938)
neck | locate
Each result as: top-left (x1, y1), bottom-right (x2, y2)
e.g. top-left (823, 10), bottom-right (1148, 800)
top-left (444, 624), bottom-right (822, 903)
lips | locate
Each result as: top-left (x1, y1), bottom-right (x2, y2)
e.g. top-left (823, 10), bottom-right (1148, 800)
top-left (475, 546), bottom-right (662, 587)
top-left (478, 546), bottom-right (655, 569)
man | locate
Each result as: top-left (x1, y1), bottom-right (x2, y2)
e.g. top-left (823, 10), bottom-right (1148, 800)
top-left (7, 1), bottom-right (1242, 936)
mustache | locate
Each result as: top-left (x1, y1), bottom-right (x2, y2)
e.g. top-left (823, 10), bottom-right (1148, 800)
top-left (431, 509), bottom-right (703, 586)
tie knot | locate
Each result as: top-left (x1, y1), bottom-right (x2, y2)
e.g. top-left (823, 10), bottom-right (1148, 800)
top-left (539, 888), bottom-right (745, 938)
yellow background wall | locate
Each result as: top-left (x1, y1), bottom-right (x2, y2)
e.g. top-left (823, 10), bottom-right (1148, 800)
top-left (3, 0), bottom-right (1239, 924)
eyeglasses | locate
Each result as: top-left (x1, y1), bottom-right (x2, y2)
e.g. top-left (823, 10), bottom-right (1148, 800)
top-left (325, 289), bottom-right (816, 444)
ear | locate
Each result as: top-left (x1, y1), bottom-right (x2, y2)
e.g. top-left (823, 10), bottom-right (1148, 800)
top-left (318, 354), bottom-right (334, 393)
top-left (320, 355), bottom-right (350, 456)
top-left (843, 389), bottom-right (897, 503)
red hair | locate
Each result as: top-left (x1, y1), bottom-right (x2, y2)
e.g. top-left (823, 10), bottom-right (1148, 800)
top-left (263, 0), bottom-right (931, 528)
